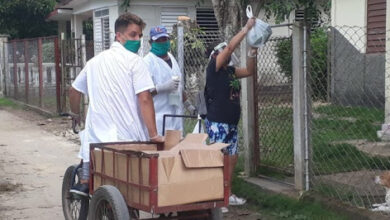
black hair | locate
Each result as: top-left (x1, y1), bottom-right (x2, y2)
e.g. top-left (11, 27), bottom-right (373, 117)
top-left (205, 41), bottom-right (218, 57)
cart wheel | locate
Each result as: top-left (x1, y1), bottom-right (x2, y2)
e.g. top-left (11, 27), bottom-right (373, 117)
top-left (209, 208), bottom-right (223, 220)
top-left (62, 164), bottom-right (89, 220)
top-left (88, 185), bottom-right (130, 220)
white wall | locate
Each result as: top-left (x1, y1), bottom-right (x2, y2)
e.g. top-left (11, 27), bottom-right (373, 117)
top-left (71, 15), bottom-right (84, 39)
top-left (109, 5), bottom-right (119, 43)
top-left (332, 0), bottom-right (367, 27)
top-left (331, 0), bottom-right (367, 53)
top-left (72, 0), bottom-right (118, 15)
top-left (58, 21), bottom-right (67, 39)
top-left (127, 0), bottom-right (213, 38)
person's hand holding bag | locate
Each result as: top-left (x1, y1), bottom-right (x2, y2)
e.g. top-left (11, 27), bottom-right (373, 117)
top-left (242, 15), bottom-right (256, 34)
top-left (246, 5), bottom-right (272, 48)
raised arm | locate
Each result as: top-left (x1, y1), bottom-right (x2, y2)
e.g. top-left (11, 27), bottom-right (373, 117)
top-left (234, 47), bottom-right (258, 78)
top-left (215, 17), bottom-right (256, 71)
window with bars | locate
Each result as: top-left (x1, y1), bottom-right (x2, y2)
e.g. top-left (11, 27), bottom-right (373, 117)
top-left (196, 8), bottom-right (219, 33)
top-left (367, 0), bottom-right (386, 54)
top-left (196, 8), bottom-right (220, 44)
top-left (94, 8), bottom-right (110, 54)
top-left (161, 7), bottom-right (188, 33)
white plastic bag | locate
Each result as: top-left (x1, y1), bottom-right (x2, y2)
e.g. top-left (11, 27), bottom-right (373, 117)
top-left (246, 5), bottom-right (272, 48)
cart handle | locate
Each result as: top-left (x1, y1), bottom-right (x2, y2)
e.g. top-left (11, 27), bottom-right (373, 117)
top-left (162, 114), bottom-right (202, 135)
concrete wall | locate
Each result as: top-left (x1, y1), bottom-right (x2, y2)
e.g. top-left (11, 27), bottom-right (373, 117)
top-left (330, 0), bottom-right (387, 108)
top-left (331, 27), bottom-right (385, 108)
top-left (331, 0), bottom-right (367, 53)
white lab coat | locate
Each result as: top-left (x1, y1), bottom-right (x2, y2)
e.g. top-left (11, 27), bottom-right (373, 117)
top-left (72, 42), bottom-right (155, 162)
top-left (143, 52), bottom-right (183, 135)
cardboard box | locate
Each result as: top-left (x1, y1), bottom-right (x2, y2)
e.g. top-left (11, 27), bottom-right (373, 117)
top-left (92, 132), bottom-right (228, 207)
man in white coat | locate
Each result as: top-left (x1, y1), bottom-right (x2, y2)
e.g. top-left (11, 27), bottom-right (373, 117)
top-left (143, 25), bottom-right (196, 135)
top-left (68, 13), bottom-right (163, 196)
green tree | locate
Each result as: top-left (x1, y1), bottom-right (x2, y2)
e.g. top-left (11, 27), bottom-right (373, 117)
top-left (262, 0), bottom-right (331, 24)
top-left (276, 28), bottom-right (328, 100)
top-left (207, 0), bottom-right (329, 60)
top-left (0, 0), bottom-right (58, 39)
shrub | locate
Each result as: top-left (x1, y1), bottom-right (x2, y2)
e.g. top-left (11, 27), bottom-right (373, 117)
top-left (276, 27), bottom-right (328, 101)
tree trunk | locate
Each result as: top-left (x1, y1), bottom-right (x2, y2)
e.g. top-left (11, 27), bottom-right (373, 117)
top-left (211, 0), bottom-right (242, 41)
top-left (211, 0), bottom-right (262, 56)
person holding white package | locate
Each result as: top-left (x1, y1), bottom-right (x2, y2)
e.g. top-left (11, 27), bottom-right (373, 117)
top-left (143, 25), bottom-right (196, 135)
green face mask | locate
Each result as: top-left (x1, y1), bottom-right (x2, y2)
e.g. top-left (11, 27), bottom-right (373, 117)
top-left (150, 41), bottom-right (170, 56)
top-left (123, 40), bottom-right (141, 53)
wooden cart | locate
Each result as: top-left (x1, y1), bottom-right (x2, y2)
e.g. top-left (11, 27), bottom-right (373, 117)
top-left (86, 141), bottom-right (230, 220)
top-left (62, 115), bottom-right (228, 220)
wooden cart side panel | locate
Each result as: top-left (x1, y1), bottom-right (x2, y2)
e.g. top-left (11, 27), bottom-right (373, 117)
top-left (149, 157), bottom-right (158, 213)
top-left (91, 146), bottom-right (154, 208)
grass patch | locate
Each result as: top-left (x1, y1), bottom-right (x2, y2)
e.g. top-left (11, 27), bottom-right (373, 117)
top-left (313, 143), bottom-right (390, 174)
top-left (259, 104), bottom-right (388, 176)
top-left (0, 98), bottom-right (20, 109)
top-left (232, 175), bottom-right (349, 220)
top-left (315, 105), bottom-right (383, 123)
top-left (259, 107), bottom-right (294, 171)
top-left (313, 183), bottom-right (366, 208)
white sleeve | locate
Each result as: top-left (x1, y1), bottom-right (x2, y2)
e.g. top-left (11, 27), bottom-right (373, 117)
top-left (143, 55), bottom-right (156, 84)
top-left (72, 67), bottom-right (88, 95)
top-left (132, 58), bottom-right (155, 94)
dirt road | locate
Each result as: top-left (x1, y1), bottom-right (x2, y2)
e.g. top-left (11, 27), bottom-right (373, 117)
top-left (0, 109), bottom-right (80, 220)
top-left (0, 108), bottom-right (261, 220)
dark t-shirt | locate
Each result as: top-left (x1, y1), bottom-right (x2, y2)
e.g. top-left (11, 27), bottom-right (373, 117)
top-left (205, 57), bottom-right (241, 125)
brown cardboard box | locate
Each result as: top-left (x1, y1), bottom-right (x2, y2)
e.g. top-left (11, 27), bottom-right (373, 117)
top-left (163, 130), bottom-right (181, 150)
top-left (92, 133), bottom-right (228, 207)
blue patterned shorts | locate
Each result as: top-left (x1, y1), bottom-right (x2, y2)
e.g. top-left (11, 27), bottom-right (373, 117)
top-left (205, 119), bottom-right (238, 155)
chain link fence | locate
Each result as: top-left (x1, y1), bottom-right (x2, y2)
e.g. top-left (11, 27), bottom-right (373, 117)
top-left (310, 26), bottom-right (390, 211)
top-left (170, 27), bottom-right (223, 133)
top-left (254, 23), bottom-right (390, 214)
top-left (4, 37), bottom-right (59, 114)
top-left (257, 32), bottom-right (294, 178)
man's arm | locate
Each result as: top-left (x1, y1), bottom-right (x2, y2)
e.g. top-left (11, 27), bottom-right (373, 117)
top-left (137, 90), bottom-right (163, 142)
top-left (69, 87), bottom-right (82, 130)
top-left (69, 87), bottom-right (82, 114)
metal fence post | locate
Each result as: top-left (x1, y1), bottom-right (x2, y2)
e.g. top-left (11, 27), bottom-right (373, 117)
top-left (12, 41), bottom-right (18, 99)
top-left (81, 35), bottom-right (87, 67)
top-left (60, 33), bottom-right (66, 113)
top-left (81, 34), bottom-right (88, 118)
top-left (38, 37), bottom-right (43, 107)
top-left (292, 21), bottom-right (311, 191)
top-left (24, 40), bottom-right (29, 103)
top-left (0, 35), bottom-right (8, 97)
top-left (177, 22), bottom-right (184, 75)
top-left (381, 3), bottom-right (390, 140)
top-left (55, 36), bottom-right (61, 113)
top-left (3, 36), bottom-right (9, 96)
